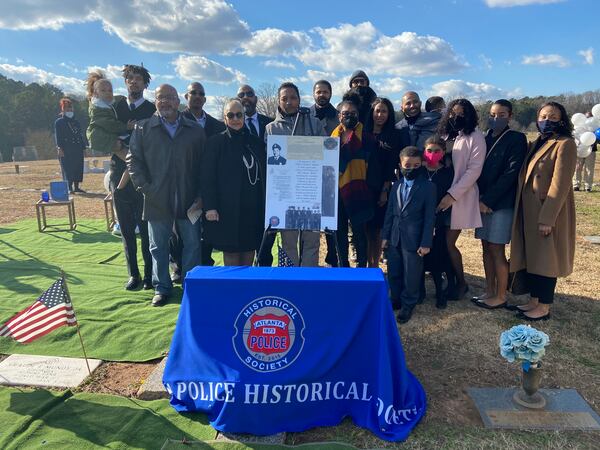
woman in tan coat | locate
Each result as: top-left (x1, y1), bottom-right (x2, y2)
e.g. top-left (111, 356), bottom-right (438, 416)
top-left (509, 101), bottom-right (577, 320)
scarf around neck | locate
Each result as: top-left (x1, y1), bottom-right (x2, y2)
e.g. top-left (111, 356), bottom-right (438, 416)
top-left (331, 123), bottom-right (374, 225)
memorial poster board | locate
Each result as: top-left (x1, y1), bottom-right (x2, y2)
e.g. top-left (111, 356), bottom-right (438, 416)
top-left (265, 135), bottom-right (339, 231)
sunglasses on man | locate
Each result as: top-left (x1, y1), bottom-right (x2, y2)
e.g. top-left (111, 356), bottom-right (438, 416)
top-left (188, 90), bottom-right (205, 96)
top-left (237, 91), bottom-right (255, 98)
top-left (226, 112), bottom-right (244, 119)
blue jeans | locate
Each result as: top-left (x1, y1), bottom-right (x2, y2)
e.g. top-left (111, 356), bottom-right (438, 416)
top-left (148, 218), bottom-right (201, 295)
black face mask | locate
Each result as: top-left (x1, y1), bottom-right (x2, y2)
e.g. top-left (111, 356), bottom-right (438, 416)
top-left (449, 115), bottom-right (466, 131)
top-left (400, 167), bottom-right (420, 180)
top-left (487, 117), bottom-right (509, 134)
top-left (537, 119), bottom-right (560, 135)
top-left (342, 116), bottom-right (358, 129)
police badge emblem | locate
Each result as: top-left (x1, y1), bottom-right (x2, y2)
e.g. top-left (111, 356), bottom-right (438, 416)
top-left (233, 296), bottom-right (305, 372)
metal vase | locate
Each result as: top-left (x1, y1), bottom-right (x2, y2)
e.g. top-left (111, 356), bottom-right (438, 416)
top-left (522, 366), bottom-right (542, 397)
top-left (513, 364), bottom-right (546, 409)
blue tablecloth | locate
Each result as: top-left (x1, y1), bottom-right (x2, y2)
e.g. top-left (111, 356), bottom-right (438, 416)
top-left (163, 266), bottom-right (426, 441)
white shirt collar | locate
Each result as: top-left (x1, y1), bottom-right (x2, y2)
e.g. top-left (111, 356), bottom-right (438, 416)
top-left (128, 97), bottom-right (146, 109)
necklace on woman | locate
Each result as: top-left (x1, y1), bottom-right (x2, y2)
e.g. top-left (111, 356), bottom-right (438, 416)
top-left (242, 152), bottom-right (258, 186)
top-left (427, 167), bottom-right (440, 181)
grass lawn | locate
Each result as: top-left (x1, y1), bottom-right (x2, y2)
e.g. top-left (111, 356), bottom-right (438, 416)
top-left (0, 159), bottom-right (599, 448)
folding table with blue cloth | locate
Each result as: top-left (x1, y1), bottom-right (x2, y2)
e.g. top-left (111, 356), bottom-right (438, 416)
top-left (164, 266), bottom-right (426, 442)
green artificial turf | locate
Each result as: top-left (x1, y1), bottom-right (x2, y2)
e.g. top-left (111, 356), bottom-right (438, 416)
top-left (0, 219), bottom-right (272, 361)
top-left (0, 387), bottom-right (215, 450)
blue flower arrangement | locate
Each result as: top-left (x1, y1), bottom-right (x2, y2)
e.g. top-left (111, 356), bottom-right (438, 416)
top-left (500, 325), bottom-right (550, 372)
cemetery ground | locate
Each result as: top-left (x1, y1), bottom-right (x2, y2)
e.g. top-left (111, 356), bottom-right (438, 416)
top-left (0, 158), bottom-right (599, 449)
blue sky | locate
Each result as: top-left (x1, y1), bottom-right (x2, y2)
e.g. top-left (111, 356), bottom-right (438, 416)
top-left (0, 0), bottom-right (596, 114)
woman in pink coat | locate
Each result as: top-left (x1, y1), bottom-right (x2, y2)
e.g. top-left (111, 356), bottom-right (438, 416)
top-left (437, 99), bottom-right (486, 299)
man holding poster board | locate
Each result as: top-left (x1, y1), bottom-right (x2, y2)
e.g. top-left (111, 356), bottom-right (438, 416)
top-left (264, 82), bottom-right (330, 266)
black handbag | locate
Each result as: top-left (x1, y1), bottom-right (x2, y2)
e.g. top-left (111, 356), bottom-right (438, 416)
top-left (508, 266), bottom-right (529, 295)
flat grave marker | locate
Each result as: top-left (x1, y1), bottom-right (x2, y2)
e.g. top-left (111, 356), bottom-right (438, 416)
top-left (468, 387), bottom-right (600, 430)
top-left (0, 354), bottom-right (102, 389)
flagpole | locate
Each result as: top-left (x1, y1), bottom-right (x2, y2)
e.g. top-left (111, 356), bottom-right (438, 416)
top-left (60, 269), bottom-right (92, 376)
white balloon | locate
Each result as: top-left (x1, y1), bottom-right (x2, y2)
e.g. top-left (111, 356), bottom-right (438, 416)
top-left (577, 145), bottom-right (592, 158)
top-left (572, 112), bottom-right (587, 126)
top-left (580, 131), bottom-right (596, 146)
top-left (103, 171), bottom-right (112, 193)
top-left (592, 104), bottom-right (600, 118)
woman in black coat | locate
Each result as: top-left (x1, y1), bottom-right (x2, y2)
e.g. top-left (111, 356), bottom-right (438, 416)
top-left (54, 98), bottom-right (87, 193)
top-left (363, 97), bottom-right (410, 267)
top-left (202, 99), bottom-right (266, 266)
top-left (473, 99), bottom-right (527, 309)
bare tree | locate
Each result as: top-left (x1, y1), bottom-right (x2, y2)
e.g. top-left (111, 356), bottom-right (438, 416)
top-left (211, 95), bottom-right (231, 121)
top-left (255, 83), bottom-right (279, 118)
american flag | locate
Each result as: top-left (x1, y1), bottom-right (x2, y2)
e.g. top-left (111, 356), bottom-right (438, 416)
top-left (277, 245), bottom-right (294, 267)
top-left (0, 278), bottom-right (77, 343)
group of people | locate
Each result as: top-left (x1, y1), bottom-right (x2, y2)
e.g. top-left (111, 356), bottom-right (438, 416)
top-left (53, 66), bottom-right (578, 323)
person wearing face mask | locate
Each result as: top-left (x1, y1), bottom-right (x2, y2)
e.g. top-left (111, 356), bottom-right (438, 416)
top-left (509, 101), bottom-right (577, 321)
top-left (54, 97), bottom-right (87, 193)
top-left (329, 99), bottom-right (382, 268)
top-left (265, 82), bottom-right (326, 267)
top-left (436, 99), bottom-right (486, 300)
top-left (310, 80), bottom-right (339, 135)
top-left (202, 99), bottom-right (266, 266)
top-left (347, 70), bottom-right (378, 124)
top-left (471, 99), bottom-right (527, 310)
top-left (422, 136), bottom-right (455, 309)
top-left (382, 146), bottom-right (437, 323)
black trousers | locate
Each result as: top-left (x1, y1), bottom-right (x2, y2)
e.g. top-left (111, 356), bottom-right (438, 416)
top-left (387, 244), bottom-right (423, 309)
top-left (527, 272), bottom-right (557, 304)
top-left (112, 186), bottom-right (152, 280)
top-left (330, 200), bottom-right (367, 267)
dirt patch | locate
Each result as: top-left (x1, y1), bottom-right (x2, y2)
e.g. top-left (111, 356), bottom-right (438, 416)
top-left (77, 360), bottom-right (159, 397)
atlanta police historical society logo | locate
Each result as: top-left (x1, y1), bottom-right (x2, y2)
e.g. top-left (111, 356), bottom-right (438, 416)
top-left (233, 296), bottom-right (305, 372)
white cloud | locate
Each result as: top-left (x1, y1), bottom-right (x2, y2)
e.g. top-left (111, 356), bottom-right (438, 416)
top-left (0, 0), bottom-right (250, 54)
top-left (429, 79), bottom-right (508, 103)
top-left (243, 28), bottom-right (310, 56)
top-left (578, 48), bottom-right (594, 65)
top-left (263, 60), bottom-right (297, 70)
top-left (299, 22), bottom-right (375, 73)
top-left (521, 53), bottom-right (570, 67)
top-left (299, 23), bottom-right (466, 77)
top-left (0, 63), bottom-right (84, 95)
top-left (172, 55), bottom-right (246, 85)
top-left (485, 0), bottom-right (564, 7)
top-left (372, 32), bottom-right (467, 76)
top-left (372, 77), bottom-right (421, 96)
top-left (479, 54), bottom-right (493, 70)
top-left (86, 64), bottom-right (123, 80)
top-left (0, 1), bottom-right (93, 30)
top-left (306, 70), bottom-right (337, 82)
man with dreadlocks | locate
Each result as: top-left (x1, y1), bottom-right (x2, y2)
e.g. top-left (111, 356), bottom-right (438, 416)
top-left (110, 64), bottom-right (156, 291)
top-left (114, 64), bottom-right (156, 127)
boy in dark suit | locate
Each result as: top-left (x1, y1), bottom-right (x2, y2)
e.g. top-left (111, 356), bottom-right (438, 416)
top-left (382, 146), bottom-right (437, 323)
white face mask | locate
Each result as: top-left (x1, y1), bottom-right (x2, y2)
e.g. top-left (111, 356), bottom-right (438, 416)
top-left (64, 111), bottom-right (74, 118)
